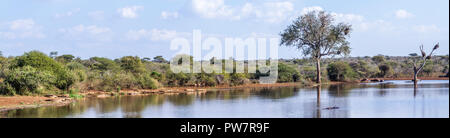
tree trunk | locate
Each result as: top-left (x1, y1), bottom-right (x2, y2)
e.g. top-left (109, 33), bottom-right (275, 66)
top-left (316, 59), bottom-right (321, 84)
top-left (413, 71), bottom-right (418, 88)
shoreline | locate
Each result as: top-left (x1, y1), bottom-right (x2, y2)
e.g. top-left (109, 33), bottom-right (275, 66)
top-left (1, 77), bottom-right (448, 113)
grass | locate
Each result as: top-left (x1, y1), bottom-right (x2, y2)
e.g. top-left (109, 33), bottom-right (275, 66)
top-left (69, 93), bottom-right (84, 99)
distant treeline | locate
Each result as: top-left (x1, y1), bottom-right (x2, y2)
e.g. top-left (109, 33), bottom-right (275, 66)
top-left (0, 51), bottom-right (448, 96)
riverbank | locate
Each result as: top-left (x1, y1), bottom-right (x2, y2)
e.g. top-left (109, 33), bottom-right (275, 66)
top-left (0, 96), bottom-right (73, 112)
top-left (0, 82), bottom-right (311, 112)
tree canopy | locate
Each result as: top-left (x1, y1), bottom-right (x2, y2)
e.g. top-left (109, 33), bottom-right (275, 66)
top-left (280, 11), bottom-right (352, 59)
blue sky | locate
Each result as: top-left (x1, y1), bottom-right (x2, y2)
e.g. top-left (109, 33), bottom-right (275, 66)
top-left (0, 0), bottom-right (448, 59)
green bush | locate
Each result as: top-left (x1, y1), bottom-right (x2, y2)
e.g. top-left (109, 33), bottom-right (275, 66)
top-left (119, 56), bottom-right (145, 74)
top-left (11, 51), bottom-right (75, 90)
top-left (165, 71), bottom-right (191, 86)
top-left (86, 57), bottom-right (119, 71)
top-left (327, 61), bottom-right (357, 81)
top-left (349, 60), bottom-right (379, 78)
top-left (66, 62), bottom-right (86, 70)
top-left (372, 55), bottom-right (386, 64)
top-left (277, 63), bottom-right (301, 83)
top-left (195, 72), bottom-right (217, 87)
top-left (230, 73), bottom-right (247, 86)
top-left (138, 73), bottom-right (160, 89)
top-left (1, 66), bottom-right (56, 95)
top-left (378, 64), bottom-right (393, 78)
top-left (0, 83), bottom-right (16, 96)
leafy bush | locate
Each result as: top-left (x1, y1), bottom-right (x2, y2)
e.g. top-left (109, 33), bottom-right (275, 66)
top-left (230, 73), bottom-right (248, 86)
top-left (378, 64), bottom-right (393, 77)
top-left (66, 62), bottom-right (86, 70)
top-left (277, 63), bottom-right (301, 83)
top-left (372, 55), bottom-right (386, 64)
top-left (119, 56), bottom-right (145, 74)
top-left (11, 51), bottom-right (75, 91)
top-left (349, 60), bottom-right (379, 78)
top-left (327, 61), bottom-right (357, 81)
top-left (85, 57), bottom-right (119, 71)
top-left (195, 72), bottom-right (217, 87)
top-left (0, 83), bottom-right (16, 96)
top-left (1, 66), bottom-right (56, 95)
top-left (165, 71), bottom-right (191, 86)
top-left (138, 73), bottom-right (160, 89)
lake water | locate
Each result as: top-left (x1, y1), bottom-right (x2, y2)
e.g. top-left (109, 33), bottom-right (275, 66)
top-left (1, 80), bottom-right (448, 118)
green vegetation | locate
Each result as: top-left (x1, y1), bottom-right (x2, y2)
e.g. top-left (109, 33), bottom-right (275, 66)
top-left (0, 50), bottom-right (448, 96)
top-left (327, 61), bottom-right (357, 81)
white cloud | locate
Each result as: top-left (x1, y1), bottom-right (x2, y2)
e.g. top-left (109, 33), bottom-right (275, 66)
top-left (356, 20), bottom-right (395, 32)
top-left (395, 9), bottom-right (414, 19)
top-left (296, 6), bottom-right (364, 23)
top-left (258, 2), bottom-right (294, 23)
top-left (0, 19), bottom-right (46, 39)
top-left (59, 25), bottom-right (113, 41)
top-left (192, 0), bottom-right (235, 19)
top-left (88, 11), bottom-right (105, 21)
top-left (413, 25), bottom-right (440, 33)
top-left (54, 8), bottom-right (80, 18)
top-left (117, 6), bottom-right (143, 19)
top-left (161, 11), bottom-right (179, 19)
top-left (300, 6), bottom-right (323, 15)
top-left (331, 13), bottom-right (364, 23)
top-left (293, 6), bottom-right (397, 33)
top-left (125, 29), bottom-right (190, 41)
top-left (191, 0), bottom-right (294, 23)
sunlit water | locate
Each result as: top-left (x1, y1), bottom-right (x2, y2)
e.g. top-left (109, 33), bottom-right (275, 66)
top-left (2, 80), bottom-right (448, 118)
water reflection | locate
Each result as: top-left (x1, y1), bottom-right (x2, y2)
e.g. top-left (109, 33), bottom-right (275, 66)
top-left (1, 80), bottom-right (448, 118)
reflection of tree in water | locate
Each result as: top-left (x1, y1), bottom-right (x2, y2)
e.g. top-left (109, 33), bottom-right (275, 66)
top-left (326, 84), bottom-right (356, 97)
top-left (120, 96), bottom-right (165, 118)
top-left (3, 101), bottom-right (89, 118)
top-left (257, 87), bottom-right (300, 99)
top-left (166, 94), bottom-right (195, 106)
top-left (300, 86), bottom-right (350, 118)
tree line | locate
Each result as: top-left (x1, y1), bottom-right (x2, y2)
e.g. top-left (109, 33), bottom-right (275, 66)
top-left (0, 50), bottom-right (447, 96)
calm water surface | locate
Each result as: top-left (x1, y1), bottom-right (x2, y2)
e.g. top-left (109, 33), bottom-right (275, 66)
top-left (2, 80), bottom-right (448, 118)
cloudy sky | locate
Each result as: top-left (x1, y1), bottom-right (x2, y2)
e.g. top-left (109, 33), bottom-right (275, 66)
top-left (0, 0), bottom-right (448, 59)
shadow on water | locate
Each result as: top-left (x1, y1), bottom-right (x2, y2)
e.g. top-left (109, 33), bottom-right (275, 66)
top-left (1, 80), bottom-right (448, 118)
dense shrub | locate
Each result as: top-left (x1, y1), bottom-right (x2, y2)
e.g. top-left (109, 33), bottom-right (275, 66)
top-left (55, 54), bottom-right (75, 64)
top-left (230, 73), bottom-right (248, 86)
top-left (372, 55), bottom-right (386, 64)
top-left (1, 66), bottom-right (56, 95)
top-left (85, 57), bottom-right (119, 71)
top-left (195, 72), bottom-right (217, 87)
top-left (119, 56), bottom-right (145, 74)
top-left (66, 62), bottom-right (86, 70)
top-left (327, 61), bottom-right (357, 81)
top-left (11, 51), bottom-right (75, 90)
top-left (378, 64), bottom-right (393, 77)
top-left (138, 73), bottom-right (160, 89)
top-left (277, 63), bottom-right (301, 83)
top-left (349, 60), bottom-right (379, 78)
top-left (165, 71), bottom-right (191, 86)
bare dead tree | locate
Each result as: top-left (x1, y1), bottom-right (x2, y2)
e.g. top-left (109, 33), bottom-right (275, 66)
top-left (412, 43), bottom-right (439, 87)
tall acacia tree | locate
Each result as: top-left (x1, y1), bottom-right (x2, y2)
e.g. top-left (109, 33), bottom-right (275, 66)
top-left (280, 11), bottom-right (352, 84)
